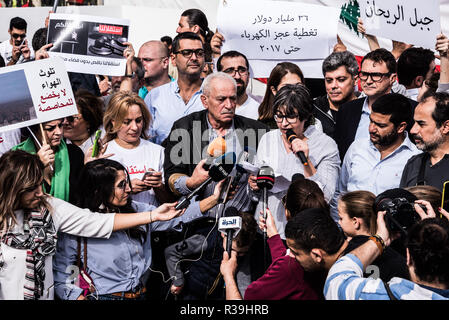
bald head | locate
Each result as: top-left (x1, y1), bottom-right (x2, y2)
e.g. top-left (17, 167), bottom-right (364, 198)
top-left (137, 40), bottom-right (170, 82)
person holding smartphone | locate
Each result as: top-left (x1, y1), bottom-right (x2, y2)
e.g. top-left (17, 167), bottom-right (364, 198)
top-left (0, 17), bottom-right (34, 66)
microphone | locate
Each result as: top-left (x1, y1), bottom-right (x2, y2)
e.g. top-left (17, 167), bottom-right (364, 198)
top-left (286, 129), bottom-right (309, 166)
top-left (203, 136), bottom-right (227, 170)
top-left (218, 207), bottom-right (242, 256)
top-left (256, 166), bottom-right (274, 268)
top-left (291, 173), bottom-right (305, 183)
top-left (175, 152), bottom-right (236, 210)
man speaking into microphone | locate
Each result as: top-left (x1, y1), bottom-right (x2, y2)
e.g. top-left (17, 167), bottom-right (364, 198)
top-left (249, 84), bottom-right (340, 240)
top-left (160, 72), bottom-right (268, 299)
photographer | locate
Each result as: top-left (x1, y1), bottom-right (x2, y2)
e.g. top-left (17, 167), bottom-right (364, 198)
top-left (325, 199), bottom-right (449, 300)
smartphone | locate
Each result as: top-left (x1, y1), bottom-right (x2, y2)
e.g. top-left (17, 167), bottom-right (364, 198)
top-left (91, 130), bottom-right (102, 158)
top-left (441, 181), bottom-right (449, 216)
top-left (142, 170), bottom-right (155, 181)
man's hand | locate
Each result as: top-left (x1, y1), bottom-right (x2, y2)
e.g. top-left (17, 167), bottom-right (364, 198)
top-left (186, 159), bottom-right (210, 190)
top-left (20, 39), bottom-right (31, 60)
top-left (123, 42), bottom-right (135, 61)
top-left (210, 31), bottom-right (224, 58)
top-left (220, 250), bottom-right (238, 280)
top-left (151, 202), bottom-right (186, 222)
top-left (248, 174), bottom-right (259, 192)
top-left (35, 43), bottom-right (53, 60)
top-left (436, 33), bottom-right (449, 58)
top-left (258, 208), bottom-right (278, 238)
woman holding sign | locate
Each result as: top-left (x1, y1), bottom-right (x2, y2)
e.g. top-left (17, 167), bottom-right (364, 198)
top-left (13, 118), bottom-right (85, 204)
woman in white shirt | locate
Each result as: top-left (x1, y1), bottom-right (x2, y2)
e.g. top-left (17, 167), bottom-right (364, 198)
top-left (249, 84), bottom-right (340, 239)
top-left (103, 91), bottom-right (172, 206)
top-left (0, 150), bottom-right (183, 300)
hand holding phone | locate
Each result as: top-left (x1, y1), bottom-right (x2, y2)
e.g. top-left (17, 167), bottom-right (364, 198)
top-left (142, 170), bottom-right (155, 181)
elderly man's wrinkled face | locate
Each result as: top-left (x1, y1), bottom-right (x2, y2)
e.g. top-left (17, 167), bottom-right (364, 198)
top-left (201, 78), bottom-right (237, 125)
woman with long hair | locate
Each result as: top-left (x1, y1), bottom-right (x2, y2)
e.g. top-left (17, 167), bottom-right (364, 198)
top-left (0, 150), bottom-right (182, 300)
top-left (53, 158), bottom-right (222, 300)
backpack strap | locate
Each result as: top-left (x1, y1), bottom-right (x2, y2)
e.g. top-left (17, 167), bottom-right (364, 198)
top-left (383, 281), bottom-right (398, 300)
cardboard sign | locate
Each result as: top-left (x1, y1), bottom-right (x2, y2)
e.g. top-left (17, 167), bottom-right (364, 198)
top-left (0, 57), bottom-right (77, 134)
top-left (47, 13), bottom-right (130, 76)
top-left (360, 0), bottom-right (441, 49)
top-left (217, 0), bottom-right (339, 60)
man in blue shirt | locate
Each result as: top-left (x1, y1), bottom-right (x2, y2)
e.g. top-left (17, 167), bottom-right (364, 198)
top-left (330, 93), bottom-right (421, 223)
top-left (145, 32), bottom-right (206, 145)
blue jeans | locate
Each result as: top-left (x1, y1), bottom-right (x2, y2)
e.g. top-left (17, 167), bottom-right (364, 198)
top-left (87, 293), bottom-right (146, 301)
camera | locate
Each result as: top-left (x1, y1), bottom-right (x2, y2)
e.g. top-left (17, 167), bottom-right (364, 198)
top-left (376, 197), bottom-right (422, 233)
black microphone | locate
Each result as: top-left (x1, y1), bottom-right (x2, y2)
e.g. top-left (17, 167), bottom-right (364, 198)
top-left (286, 129), bottom-right (309, 166)
top-left (175, 152), bottom-right (236, 210)
top-left (218, 207), bottom-right (242, 256)
top-left (291, 173), bottom-right (305, 183)
top-left (256, 166), bottom-right (275, 231)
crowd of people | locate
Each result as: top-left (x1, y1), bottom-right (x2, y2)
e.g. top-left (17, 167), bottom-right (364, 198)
top-left (1, 5), bottom-right (449, 301)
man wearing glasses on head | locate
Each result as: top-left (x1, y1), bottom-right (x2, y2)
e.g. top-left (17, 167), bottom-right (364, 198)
top-left (145, 32), bottom-right (207, 145)
top-left (0, 17), bottom-right (34, 66)
top-left (334, 48), bottom-right (418, 160)
top-left (216, 51), bottom-right (260, 120)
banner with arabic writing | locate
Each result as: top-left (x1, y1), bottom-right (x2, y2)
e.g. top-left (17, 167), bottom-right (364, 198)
top-left (217, 0), bottom-right (340, 60)
top-left (0, 57), bottom-right (77, 134)
top-left (47, 13), bottom-right (130, 76)
top-left (360, 0), bottom-right (440, 49)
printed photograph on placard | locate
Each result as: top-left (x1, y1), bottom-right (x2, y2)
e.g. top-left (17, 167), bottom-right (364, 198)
top-left (87, 23), bottom-right (129, 59)
top-left (0, 70), bottom-right (36, 129)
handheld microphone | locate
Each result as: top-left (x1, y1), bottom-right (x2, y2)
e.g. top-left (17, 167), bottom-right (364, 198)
top-left (203, 136), bottom-right (227, 170)
top-left (286, 129), bottom-right (309, 166)
top-left (291, 173), bottom-right (305, 183)
top-left (218, 207), bottom-right (242, 256)
top-left (256, 166), bottom-right (275, 268)
top-left (175, 152), bottom-right (236, 210)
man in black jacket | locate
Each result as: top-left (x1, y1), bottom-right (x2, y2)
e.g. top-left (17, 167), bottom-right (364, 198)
top-left (313, 51), bottom-right (359, 140)
top-left (334, 48), bottom-right (418, 160)
top-left (159, 72), bottom-right (268, 299)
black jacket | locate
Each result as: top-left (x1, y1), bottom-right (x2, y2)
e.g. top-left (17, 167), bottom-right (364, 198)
top-left (161, 110), bottom-right (269, 194)
top-left (313, 95), bottom-right (337, 140)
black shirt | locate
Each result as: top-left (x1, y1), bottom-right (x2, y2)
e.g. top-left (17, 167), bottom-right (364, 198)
top-left (400, 153), bottom-right (449, 191)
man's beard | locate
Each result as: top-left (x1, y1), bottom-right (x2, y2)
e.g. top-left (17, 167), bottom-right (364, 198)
top-left (371, 130), bottom-right (399, 148)
top-left (413, 130), bottom-right (444, 152)
top-left (236, 79), bottom-right (246, 97)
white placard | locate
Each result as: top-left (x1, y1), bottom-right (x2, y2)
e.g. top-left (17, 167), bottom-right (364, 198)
top-left (360, 0), bottom-right (441, 49)
top-left (47, 13), bottom-right (130, 76)
top-left (217, 0), bottom-right (339, 60)
top-left (0, 57), bottom-right (77, 134)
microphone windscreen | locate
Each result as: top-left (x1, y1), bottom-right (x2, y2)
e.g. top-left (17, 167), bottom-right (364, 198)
top-left (224, 206), bottom-right (239, 218)
top-left (256, 165), bottom-right (275, 190)
top-left (291, 173), bottom-right (305, 182)
top-left (207, 136), bottom-right (227, 157)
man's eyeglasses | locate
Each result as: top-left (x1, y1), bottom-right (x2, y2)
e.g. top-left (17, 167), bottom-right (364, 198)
top-left (174, 49), bottom-right (205, 59)
top-left (65, 115), bottom-right (82, 123)
top-left (274, 113), bottom-right (298, 124)
top-left (223, 66), bottom-right (248, 76)
top-left (12, 33), bottom-right (26, 39)
top-left (139, 56), bottom-right (167, 63)
top-left (358, 71), bottom-right (391, 82)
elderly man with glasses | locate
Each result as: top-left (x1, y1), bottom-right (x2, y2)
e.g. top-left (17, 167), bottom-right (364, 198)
top-left (144, 32), bottom-right (207, 145)
top-left (334, 48), bottom-right (418, 160)
top-left (0, 16), bottom-right (34, 66)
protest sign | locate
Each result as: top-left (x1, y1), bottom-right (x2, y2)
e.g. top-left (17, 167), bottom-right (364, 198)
top-left (217, 0), bottom-right (339, 60)
top-left (0, 57), bottom-right (77, 134)
top-left (47, 13), bottom-right (130, 76)
top-left (360, 0), bottom-right (441, 49)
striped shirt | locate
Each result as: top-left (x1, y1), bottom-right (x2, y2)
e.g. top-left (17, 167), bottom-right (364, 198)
top-left (324, 254), bottom-right (449, 300)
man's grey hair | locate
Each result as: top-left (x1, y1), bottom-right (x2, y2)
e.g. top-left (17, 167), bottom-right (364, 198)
top-left (202, 72), bottom-right (237, 96)
top-left (322, 51), bottom-right (359, 77)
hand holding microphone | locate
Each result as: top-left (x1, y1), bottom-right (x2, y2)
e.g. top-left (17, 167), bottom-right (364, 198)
top-left (286, 129), bottom-right (309, 166)
top-left (218, 207), bottom-right (242, 255)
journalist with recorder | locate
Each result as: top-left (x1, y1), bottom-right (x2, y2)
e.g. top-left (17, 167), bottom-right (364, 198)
top-left (249, 84), bottom-right (340, 240)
